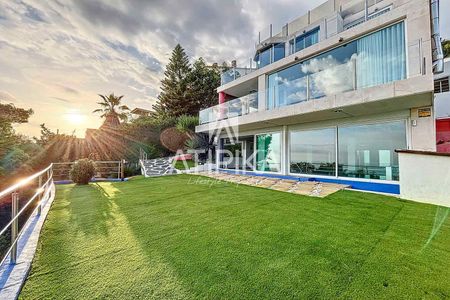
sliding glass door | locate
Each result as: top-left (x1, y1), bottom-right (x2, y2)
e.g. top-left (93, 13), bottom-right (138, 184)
top-left (255, 132), bottom-right (281, 172)
top-left (288, 121), bottom-right (407, 181)
top-left (356, 22), bottom-right (406, 89)
top-left (290, 128), bottom-right (336, 176)
top-left (338, 121), bottom-right (406, 181)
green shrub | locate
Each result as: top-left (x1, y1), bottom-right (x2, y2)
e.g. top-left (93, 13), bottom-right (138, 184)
top-left (176, 115), bottom-right (199, 133)
top-left (124, 164), bottom-right (141, 177)
top-left (69, 159), bottom-right (96, 185)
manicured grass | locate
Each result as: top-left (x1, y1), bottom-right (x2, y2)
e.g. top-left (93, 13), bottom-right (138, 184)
top-left (173, 160), bottom-right (196, 170)
top-left (20, 175), bottom-right (450, 299)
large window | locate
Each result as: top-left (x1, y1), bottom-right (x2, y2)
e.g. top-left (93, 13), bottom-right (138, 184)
top-left (255, 43), bottom-right (286, 69)
top-left (287, 120), bottom-right (407, 181)
top-left (273, 43), bottom-right (285, 63)
top-left (290, 28), bottom-right (320, 54)
top-left (338, 121), bottom-right (406, 181)
top-left (290, 128), bottom-right (335, 176)
top-left (268, 22), bottom-right (406, 110)
top-left (256, 132), bottom-right (281, 172)
top-left (356, 22), bottom-right (406, 88)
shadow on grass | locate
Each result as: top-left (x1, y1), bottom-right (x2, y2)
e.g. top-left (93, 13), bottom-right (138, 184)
top-left (68, 183), bottom-right (116, 237)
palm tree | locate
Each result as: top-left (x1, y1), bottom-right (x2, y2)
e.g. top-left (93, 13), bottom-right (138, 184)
top-left (93, 93), bottom-right (130, 129)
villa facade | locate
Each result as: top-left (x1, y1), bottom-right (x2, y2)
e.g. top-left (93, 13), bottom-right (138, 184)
top-left (195, 0), bottom-right (444, 193)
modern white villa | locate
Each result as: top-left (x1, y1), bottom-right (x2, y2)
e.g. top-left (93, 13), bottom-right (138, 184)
top-left (195, 0), bottom-right (444, 194)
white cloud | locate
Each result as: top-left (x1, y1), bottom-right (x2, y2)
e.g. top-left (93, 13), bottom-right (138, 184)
top-left (0, 0), bottom-right (324, 137)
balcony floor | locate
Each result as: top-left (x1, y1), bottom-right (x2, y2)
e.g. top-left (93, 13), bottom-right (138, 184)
top-left (20, 175), bottom-right (450, 299)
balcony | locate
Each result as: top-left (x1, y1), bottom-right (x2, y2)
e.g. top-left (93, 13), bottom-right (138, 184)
top-left (199, 92), bottom-right (258, 124)
top-left (221, 67), bottom-right (256, 85)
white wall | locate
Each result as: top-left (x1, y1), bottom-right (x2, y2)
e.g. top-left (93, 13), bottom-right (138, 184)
top-left (409, 106), bottom-right (437, 151)
top-left (398, 151), bottom-right (450, 207)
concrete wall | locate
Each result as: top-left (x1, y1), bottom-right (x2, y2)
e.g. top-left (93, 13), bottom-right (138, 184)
top-left (398, 151), bottom-right (450, 207)
top-left (410, 106), bottom-right (437, 151)
top-left (257, 75), bottom-right (266, 111)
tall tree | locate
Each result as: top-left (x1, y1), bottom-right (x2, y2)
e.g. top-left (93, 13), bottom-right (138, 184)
top-left (153, 45), bottom-right (221, 118)
top-left (0, 102), bottom-right (36, 177)
top-left (93, 93), bottom-right (130, 128)
top-left (153, 44), bottom-right (192, 117)
top-left (0, 102), bottom-right (33, 156)
top-left (189, 58), bottom-right (221, 111)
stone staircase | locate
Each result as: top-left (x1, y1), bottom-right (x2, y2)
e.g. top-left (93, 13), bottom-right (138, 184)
top-left (140, 157), bottom-right (177, 177)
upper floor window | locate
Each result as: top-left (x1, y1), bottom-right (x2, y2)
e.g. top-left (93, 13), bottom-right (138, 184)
top-left (255, 43), bottom-right (285, 69)
top-left (289, 28), bottom-right (320, 55)
top-left (268, 22), bottom-right (406, 110)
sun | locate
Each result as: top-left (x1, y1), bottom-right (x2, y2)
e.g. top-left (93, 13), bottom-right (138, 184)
top-left (64, 111), bottom-right (87, 125)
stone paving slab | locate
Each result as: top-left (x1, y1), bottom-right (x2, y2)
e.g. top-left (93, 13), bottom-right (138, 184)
top-left (197, 172), bottom-right (349, 198)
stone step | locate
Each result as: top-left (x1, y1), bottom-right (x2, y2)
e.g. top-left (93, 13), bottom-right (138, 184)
top-left (141, 156), bottom-right (176, 177)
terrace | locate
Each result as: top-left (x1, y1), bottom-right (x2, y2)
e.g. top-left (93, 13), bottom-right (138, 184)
top-left (1, 172), bottom-right (450, 298)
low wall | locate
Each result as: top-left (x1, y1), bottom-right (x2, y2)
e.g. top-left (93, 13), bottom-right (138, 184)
top-left (397, 150), bottom-right (450, 207)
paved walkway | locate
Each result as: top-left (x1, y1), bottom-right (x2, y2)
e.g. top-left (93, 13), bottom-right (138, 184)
top-left (198, 172), bottom-right (349, 197)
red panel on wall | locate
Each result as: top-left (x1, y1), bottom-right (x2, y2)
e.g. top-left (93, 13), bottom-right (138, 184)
top-left (436, 118), bottom-right (450, 153)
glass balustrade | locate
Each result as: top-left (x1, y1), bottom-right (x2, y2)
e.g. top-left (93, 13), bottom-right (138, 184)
top-left (199, 92), bottom-right (258, 124)
top-left (221, 67), bottom-right (256, 85)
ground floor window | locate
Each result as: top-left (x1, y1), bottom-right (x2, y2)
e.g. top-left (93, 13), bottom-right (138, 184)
top-left (290, 128), bottom-right (335, 176)
top-left (219, 120), bottom-right (406, 181)
top-left (288, 120), bottom-right (406, 181)
top-left (256, 132), bottom-right (281, 172)
top-left (220, 141), bottom-right (242, 169)
top-left (338, 121), bottom-right (406, 181)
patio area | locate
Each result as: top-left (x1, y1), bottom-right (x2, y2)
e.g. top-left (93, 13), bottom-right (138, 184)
top-left (18, 175), bottom-right (450, 299)
top-left (198, 172), bottom-right (349, 197)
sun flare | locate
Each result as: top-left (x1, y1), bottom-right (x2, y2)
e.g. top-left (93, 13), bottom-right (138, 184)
top-left (64, 112), bottom-right (87, 125)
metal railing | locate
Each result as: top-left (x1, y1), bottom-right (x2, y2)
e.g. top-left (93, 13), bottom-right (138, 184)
top-left (199, 92), bottom-right (258, 124)
top-left (139, 148), bottom-right (148, 162)
top-left (139, 148), bottom-right (149, 175)
top-left (52, 161), bottom-right (125, 181)
top-left (0, 164), bottom-right (54, 266)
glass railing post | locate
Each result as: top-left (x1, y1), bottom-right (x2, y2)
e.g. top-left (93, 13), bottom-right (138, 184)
top-left (352, 58), bottom-right (357, 90)
top-left (37, 175), bottom-right (42, 215)
top-left (11, 191), bottom-right (19, 264)
top-left (306, 75), bottom-right (310, 100)
top-left (243, 97), bottom-right (248, 115)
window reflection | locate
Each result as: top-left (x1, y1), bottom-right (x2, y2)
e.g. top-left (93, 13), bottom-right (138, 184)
top-left (273, 43), bottom-right (285, 63)
top-left (256, 43), bottom-right (286, 69)
top-left (290, 128), bottom-right (336, 176)
top-left (291, 28), bottom-right (320, 54)
top-left (268, 22), bottom-right (406, 109)
top-left (338, 121), bottom-right (406, 181)
top-left (256, 133), bottom-right (281, 172)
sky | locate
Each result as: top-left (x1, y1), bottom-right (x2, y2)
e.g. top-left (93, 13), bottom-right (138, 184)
top-left (0, 0), bottom-right (449, 138)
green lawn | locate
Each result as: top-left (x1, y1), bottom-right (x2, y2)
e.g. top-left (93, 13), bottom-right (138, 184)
top-left (20, 175), bottom-right (450, 299)
top-left (173, 160), bottom-right (196, 170)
